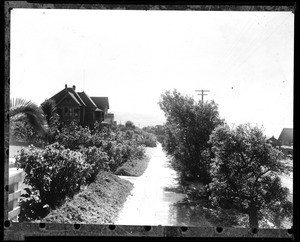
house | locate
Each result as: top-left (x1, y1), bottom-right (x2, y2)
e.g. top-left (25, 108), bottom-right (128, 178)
top-left (266, 136), bottom-right (281, 148)
top-left (90, 97), bottom-right (109, 122)
top-left (49, 84), bottom-right (111, 127)
top-left (278, 128), bottom-right (293, 157)
top-left (278, 128), bottom-right (293, 146)
top-left (281, 145), bottom-right (293, 157)
top-left (101, 113), bottom-right (115, 126)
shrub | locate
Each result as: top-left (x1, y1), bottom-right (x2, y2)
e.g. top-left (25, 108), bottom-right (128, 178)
top-left (102, 141), bottom-right (131, 171)
top-left (15, 143), bottom-right (92, 209)
top-left (18, 188), bottom-right (49, 222)
top-left (10, 120), bottom-right (45, 146)
top-left (142, 125), bottom-right (166, 144)
top-left (55, 121), bottom-right (92, 150)
top-left (80, 146), bottom-right (110, 183)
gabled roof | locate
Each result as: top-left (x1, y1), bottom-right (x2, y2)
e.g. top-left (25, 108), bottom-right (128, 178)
top-left (56, 91), bottom-right (82, 106)
top-left (77, 91), bottom-right (97, 108)
top-left (90, 97), bottom-right (109, 110)
top-left (278, 128), bottom-right (293, 143)
top-left (50, 87), bottom-right (86, 107)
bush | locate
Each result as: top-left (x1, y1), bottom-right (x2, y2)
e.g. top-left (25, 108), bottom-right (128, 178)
top-left (15, 143), bottom-right (92, 209)
top-left (18, 188), bottom-right (50, 222)
top-left (55, 121), bottom-right (92, 150)
top-left (80, 146), bottom-right (110, 183)
top-left (101, 141), bottom-right (132, 172)
top-left (10, 120), bottom-right (45, 146)
top-left (142, 125), bottom-right (166, 145)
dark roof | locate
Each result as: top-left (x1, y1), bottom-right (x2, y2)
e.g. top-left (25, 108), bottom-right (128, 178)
top-left (278, 128), bottom-right (293, 143)
top-left (77, 92), bottom-right (97, 108)
top-left (50, 87), bottom-right (86, 107)
top-left (49, 86), bottom-right (110, 112)
top-left (59, 92), bottom-right (82, 106)
top-left (266, 136), bottom-right (281, 146)
top-left (90, 97), bottom-right (109, 110)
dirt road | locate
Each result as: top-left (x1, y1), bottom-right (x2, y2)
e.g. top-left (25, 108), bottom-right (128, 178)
top-left (115, 143), bottom-right (187, 226)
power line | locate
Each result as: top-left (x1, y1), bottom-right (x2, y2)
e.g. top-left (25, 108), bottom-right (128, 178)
top-left (195, 90), bottom-right (210, 102)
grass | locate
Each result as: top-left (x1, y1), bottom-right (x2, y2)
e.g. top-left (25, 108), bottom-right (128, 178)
top-left (42, 171), bottom-right (133, 224)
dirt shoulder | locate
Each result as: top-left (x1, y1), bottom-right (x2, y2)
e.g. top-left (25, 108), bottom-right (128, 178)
top-left (114, 146), bottom-right (156, 177)
top-left (42, 171), bottom-right (133, 224)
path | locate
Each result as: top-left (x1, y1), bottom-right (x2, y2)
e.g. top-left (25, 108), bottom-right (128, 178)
top-left (280, 159), bottom-right (293, 202)
top-left (115, 143), bottom-right (187, 226)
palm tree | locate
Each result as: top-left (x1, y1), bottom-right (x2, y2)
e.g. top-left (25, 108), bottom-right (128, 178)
top-left (10, 98), bottom-right (48, 139)
top-left (40, 99), bottom-right (58, 125)
top-left (40, 99), bottom-right (61, 144)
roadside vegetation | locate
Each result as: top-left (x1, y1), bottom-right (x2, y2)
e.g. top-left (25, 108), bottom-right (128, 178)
top-left (115, 155), bottom-right (151, 177)
top-left (9, 93), bottom-right (292, 228)
top-left (42, 171), bottom-right (133, 224)
top-left (10, 98), bottom-right (156, 223)
top-left (158, 89), bottom-right (293, 228)
top-left (142, 125), bottom-right (166, 144)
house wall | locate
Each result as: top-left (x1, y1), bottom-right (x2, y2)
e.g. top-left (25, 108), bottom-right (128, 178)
top-left (56, 97), bottom-right (81, 123)
top-left (95, 111), bottom-right (102, 122)
top-left (80, 107), bottom-right (85, 124)
top-left (84, 108), bottom-right (95, 125)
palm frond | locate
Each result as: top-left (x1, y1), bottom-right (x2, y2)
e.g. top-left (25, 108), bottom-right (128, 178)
top-left (40, 99), bottom-right (58, 124)
top-left (10, 98), bottom-right (48, 135)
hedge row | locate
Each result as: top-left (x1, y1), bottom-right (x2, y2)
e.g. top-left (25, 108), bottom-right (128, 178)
top-left (15, 143), bottom-right (110, 221)
top-left (14, 121), bottom-right (155, 221)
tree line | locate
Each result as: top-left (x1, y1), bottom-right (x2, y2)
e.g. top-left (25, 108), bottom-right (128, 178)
top-left (153, 89), bottom-right (292, 228)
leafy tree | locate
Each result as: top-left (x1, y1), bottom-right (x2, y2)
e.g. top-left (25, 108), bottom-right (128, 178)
top-left (209, 124), bottom-right (293, 228)
top-left (159, 89), bottom-right (223, 183)
top-left (142, 124), bottom-right (166, 144)
top-left (125, 120), bottom-right (135, 129)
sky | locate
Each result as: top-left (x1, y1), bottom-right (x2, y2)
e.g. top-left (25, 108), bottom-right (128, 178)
top-left (10, 9), bottom-right (294, 137)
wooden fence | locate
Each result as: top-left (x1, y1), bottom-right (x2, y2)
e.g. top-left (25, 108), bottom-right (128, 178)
top-left (8, 169), bottom-right (25, 221)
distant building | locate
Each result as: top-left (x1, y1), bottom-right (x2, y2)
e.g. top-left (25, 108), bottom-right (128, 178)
top-left (278, 128), bottom-right (293, 146)
top-left (49, 84), bottom-right (112, 127)
top-left (266, 136), bottom-right (281, 148)
top-left (102, 113), bottom-right (115, 125)
top-left (90, 97), bottom-right (110, 122)
top-left (278, 128), bottom-right (293, 157)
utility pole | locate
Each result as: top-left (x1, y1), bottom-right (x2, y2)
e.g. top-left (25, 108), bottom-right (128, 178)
top-left (195, 90), bottom-right (210, 102)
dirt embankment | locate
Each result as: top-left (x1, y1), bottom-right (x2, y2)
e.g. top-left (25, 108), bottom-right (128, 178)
top-left (42, 171), bottom-right (133, 224)
top-left (115, 147), bottom-right (156, 177)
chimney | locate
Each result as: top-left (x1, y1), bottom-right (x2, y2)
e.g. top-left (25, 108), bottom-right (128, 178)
top-left (73, 85), bottom-right (76, 90)
top-left (65, 84), bottom-right (67, 89)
